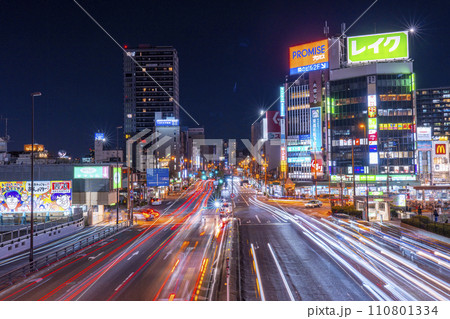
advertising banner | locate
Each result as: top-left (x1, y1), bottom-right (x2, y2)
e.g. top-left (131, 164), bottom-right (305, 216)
top-left (74, 166), bottom-right (109, 179)
top-left (289, 39), bottom-right (329, 76)
top-left (0, 181), bottom-right (72, 213)
top-left (417, 141), bottom-right (432, 151)
top-left (147, 168), bottom-right (169, 187)
top-left (280, 87), bottom-right (285, 117)
top-left (266, 111), bottom-right (281, 139)
top-left (311, 159), bottom-right (323, 174)
top-left (155, 119), bottom-right (179, 126)
top-left (310, 107), bottom-right (322, 152)
top-left (347, 31), bottom-right (409, 64)
top-left (417, 127), bottom-right (432, 141)
top-left (113, 167), bottom-right (122, 189)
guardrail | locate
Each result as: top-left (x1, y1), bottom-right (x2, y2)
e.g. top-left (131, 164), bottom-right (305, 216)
top-left (0, 220), bottom-right (130, 292)
top-left (0, 213), bottom-right (84, 243)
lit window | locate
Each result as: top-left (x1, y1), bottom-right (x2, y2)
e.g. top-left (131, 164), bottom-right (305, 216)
top-left (127, 114), bottom-right (132, 118)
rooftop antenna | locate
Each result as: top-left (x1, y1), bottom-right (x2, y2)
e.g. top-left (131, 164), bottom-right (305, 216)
top-left (324, 21), bottom-right (329, 38)
top-left (341, 22), bottom-right (346, 37)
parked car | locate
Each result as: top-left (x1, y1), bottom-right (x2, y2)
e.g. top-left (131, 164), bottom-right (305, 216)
top-left (305, 200), bottom-right (323, 208)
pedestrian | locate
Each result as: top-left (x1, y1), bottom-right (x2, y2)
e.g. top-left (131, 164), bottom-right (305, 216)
top-left (433, 208), bottom-right (439, 222)
top-left (418, 206), bottom-right (422, 216)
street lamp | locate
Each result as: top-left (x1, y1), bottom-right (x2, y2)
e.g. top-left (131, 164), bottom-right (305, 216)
top-left (359, 123), bottom-right (369, 221)
top-left (116, 126), bottom-right (122, 225)
top-left (30, 92), bottom-right (42, 263)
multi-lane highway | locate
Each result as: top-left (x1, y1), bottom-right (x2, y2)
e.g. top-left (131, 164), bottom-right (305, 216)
top-left (0, 180), bottom-right (227, 301)
top-left (231, 181), bottom-right (450, 301)
top-left (0, 178), bottom-right (449, 301)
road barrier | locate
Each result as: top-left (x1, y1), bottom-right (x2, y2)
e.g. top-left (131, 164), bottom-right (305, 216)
top-left (0, 221), bottom-right (130, 293)
top-left (0, 213), bottom-right (84, 243)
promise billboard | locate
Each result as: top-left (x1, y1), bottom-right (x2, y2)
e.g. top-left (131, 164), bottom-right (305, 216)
top-left (289, 39), bottom-right (329, 75)
top-left (347, 31), bottom-right (409, 64)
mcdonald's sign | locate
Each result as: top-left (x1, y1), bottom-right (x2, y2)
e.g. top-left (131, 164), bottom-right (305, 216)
top-left (435, 144), bottom-right (446, 155)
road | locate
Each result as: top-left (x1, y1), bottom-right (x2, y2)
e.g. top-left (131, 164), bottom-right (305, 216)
top-left (0, 180), bottom-right (226, 301)
top-left (1, 179), bottom-right (449, 301)
top-left (227, 181), bottom-right (450, 301)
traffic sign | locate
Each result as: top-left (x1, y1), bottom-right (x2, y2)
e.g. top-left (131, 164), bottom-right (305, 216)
top-left (230, 193), bottom-right (235, 199)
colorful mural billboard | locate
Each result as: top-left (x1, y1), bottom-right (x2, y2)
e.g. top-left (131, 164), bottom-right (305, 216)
top-left (0, 181), bottom-right (72, 213)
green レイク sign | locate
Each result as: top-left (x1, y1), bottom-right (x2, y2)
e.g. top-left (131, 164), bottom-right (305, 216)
top-left (347, 31), bottom-right (409, 64)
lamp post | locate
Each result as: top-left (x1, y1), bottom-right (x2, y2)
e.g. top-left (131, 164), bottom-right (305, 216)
top-left (360, 123), bottom-right (369, 221)
top-left (351, 134), bottom-right (356, 206)
top-left (116, 126), bottom-right (122, 225)
top-left (30, 92), bottom-right (42, 263)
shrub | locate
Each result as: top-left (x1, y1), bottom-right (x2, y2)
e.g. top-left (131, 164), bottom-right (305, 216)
top-left (401, 217), bottom-right (450, 238)
top-left (332, 205), bottom-right (362, 219)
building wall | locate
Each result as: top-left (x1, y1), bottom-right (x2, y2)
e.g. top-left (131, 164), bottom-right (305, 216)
top-left (416, 88), bottom-right (450, 138)
top-left (328, 64), bottom-right (415, 181)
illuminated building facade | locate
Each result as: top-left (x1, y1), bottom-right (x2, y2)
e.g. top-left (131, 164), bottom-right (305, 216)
top-left (123, 45), bottom-right (179, 137)
top-left (416, 87), bottom-right (450, 139)
top-left (328, 62), bottom-right (416, 190)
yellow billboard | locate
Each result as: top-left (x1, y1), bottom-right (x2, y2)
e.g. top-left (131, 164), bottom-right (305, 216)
top-left (289, 39), bottom-right (329, 75)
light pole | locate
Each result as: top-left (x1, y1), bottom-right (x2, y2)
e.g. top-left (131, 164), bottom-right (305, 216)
top-left (351, 134), bottom-right (356, 206)
top-left (360, 123), bottom-right (369, 221)
top-left (30, 92), bottom-right (42, 263)
top-left (116, 126), bottom-right (122, 225)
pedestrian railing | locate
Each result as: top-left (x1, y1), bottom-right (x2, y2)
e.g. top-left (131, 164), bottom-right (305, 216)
top-left (0, 213), bottom-right (84, 244)
top-left (0, 220), bottom-right (130, 292)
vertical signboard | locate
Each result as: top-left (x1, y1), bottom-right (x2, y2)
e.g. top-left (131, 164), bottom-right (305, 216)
top-left (266, 111), bottom-right (281, 139)
top-left (310, 107), bottom-right (322, 152)
top-left (367, 94), bottom-right (378, 164)
top-left (113, 167), bottom-right (122, 189)
top-left (280, 146), bottom-right (287, 172)
top-left (280, 87), bottom-right (285, 117)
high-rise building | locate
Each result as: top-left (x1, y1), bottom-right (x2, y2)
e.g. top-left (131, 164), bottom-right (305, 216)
top-left (123, 45), bottom-right (179, 137)
top-left (416, 87), bottom-right (450, 139)
top-left (283, 31), bottom-right (417, 198)
top-left (327, 31), bottom-right (416, 195)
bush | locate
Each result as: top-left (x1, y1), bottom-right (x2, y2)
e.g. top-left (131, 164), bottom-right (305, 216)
top-left (332, 205), bottom-right (362, 219)
top-left (401, 216), bottom-right (450, 238)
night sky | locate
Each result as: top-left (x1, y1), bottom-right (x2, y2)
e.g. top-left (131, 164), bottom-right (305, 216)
top-left (1, 0), bottom-right (449, 158)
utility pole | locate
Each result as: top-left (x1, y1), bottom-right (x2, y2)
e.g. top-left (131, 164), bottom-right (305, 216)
top-left (351, 135), bottom-right (356, 205)
top-left (116, 126), bottom-right (122, 225)
top-left (30, 92), bottom-right (42, 264)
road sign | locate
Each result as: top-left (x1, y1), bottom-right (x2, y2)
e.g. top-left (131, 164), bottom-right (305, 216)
top-left (230, 193), bottom-right (235, 199)
top-left (146, 168), bottom-right (169, 187)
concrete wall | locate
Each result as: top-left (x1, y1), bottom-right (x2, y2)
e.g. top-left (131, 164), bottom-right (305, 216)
top-left (0, 219), bottom-right (84, 260)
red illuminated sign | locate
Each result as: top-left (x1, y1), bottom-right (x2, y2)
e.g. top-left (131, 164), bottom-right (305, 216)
top-left (311, 159), bottom-right (323, 173)
top-left (435, 144), bottom-right (447, 155)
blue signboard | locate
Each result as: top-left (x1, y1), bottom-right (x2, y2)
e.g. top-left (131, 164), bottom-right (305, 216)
top-left (310, 107), bottom-right (322, 152)
top-left (95, 133), bottom-right (105, 141)
top-left (290, 62), bottom-right (329, 76)
top-left (155, 119), bottom-right (179, 126)
top-left (146, 168), bottom-right (170, 187)
top-left (280, 87), bottom-right (285, 117)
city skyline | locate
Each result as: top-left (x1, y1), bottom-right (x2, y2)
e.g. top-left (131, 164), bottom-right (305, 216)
top-left (0, 0), bottom-right (449, 158)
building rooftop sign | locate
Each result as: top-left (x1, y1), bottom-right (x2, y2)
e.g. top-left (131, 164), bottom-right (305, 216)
top-left (347, 31), bottom-right (409, 64)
